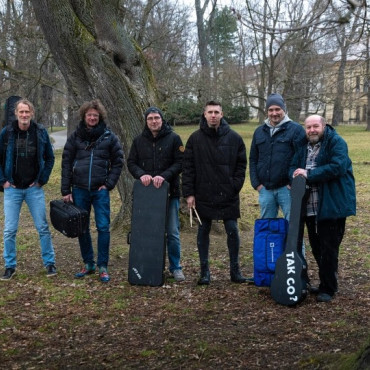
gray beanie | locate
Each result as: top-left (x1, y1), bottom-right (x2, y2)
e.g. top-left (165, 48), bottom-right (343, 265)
top-left (144, 107), bottom-right (164, 120)
top-left (266, 93), bottom-right (286, 111)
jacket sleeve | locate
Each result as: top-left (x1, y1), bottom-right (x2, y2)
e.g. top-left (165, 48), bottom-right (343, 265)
top-left (38, 129), bottom-right (55, 186)
top-left (105, 133), bottom-right (124, 190)
top-left (307, 135), bottom-right (350, 183)
top-left (61, 134), bottom-right (77, 196)
top-left (159, 134), bottom-right (183, 181)
top-left (127, 138), bottom-right (146, 179)
top-left (249, 132), bottom-right (260, 189)
top-left (233, 136), bottom-right (247, 193)
top-left (182, 135), bottom-right (196, 198)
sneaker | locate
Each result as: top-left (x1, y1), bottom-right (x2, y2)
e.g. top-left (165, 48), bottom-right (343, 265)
top-left (46, 265), bottom-right (57, 277)
top-left (172, 269), bottom-right (185, 282)
top-left (74, 263), bottom-right (96, 279)
top-left (1, 268), bottom-right (16, 281)
top-left (99, 267), bottom-right (110, 283)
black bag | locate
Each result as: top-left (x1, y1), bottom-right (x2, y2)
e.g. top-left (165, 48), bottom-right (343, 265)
top-left (50, 200), bottom-right (88, 238)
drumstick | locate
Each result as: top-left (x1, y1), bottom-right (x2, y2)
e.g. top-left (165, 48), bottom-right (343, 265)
top-left (190, 207), bottom-right (193, 227)
top-left (192, 206), bottom-right (202, 225)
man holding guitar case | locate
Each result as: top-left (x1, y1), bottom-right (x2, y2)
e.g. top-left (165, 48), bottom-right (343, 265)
top-left (290, 115), bottom-right (356, 303)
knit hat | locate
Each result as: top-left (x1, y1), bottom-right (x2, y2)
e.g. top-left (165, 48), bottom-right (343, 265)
top-left (144, 107), bottom-right (164, 121)
top-left (266, 93), bottom-right (286, 111)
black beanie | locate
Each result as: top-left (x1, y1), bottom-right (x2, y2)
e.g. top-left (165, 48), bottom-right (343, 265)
top-left (266, 93), bottom-right (286, 111)
top-left (144, 107), bottom-right (164, 121)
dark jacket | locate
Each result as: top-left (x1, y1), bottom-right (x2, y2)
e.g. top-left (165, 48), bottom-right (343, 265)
top-left (182, 116), bottom-right (246, 220)
top-left (289, 125), bottom-right (356, 221)
top-left (127, 122), bottom-right (183, 198)
top-left (249, 117), bottom-right (306, 190)
top-left (0, 120), bottom-right (54, 187)
top-left (61, 121), bottom-right (124, 195)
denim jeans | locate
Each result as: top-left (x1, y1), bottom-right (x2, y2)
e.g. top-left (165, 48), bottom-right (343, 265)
top-left (3, 186), bottom-right (55, 268)
top-left (166, 197), bottom-right (182, 272)
top-left (258, 185), bottom-right (291, 219)
top-left (72, 187), bottom-right (110, 268)
top-left (197, 218), bottom-right (240, 269)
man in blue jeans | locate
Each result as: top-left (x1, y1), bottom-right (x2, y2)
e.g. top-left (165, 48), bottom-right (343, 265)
top-left (249, 93), bottom-right (306, 220)
top-left (0, 99), bottom-right (57, 280)
top-left (127, 107), bottom-right (185, 282)
top-left (61, 99), bottom-right (124, 283)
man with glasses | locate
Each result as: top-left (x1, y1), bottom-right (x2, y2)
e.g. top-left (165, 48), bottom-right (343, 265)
top-left (127, 107), bottom-right (185, 282)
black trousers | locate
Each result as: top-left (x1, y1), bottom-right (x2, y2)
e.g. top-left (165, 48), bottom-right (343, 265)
top-left (305, 216), bottom-right (346, 296)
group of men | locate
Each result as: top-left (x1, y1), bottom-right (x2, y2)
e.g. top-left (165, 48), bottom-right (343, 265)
top-left (0, 96), bottom-right (356, 303)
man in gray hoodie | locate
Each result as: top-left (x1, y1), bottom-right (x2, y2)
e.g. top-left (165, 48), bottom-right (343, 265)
top-left (249, 93), bottom-right (306, 220)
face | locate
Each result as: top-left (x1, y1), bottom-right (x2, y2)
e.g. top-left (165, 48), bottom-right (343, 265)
top-left (15, 103), bottom-right (34, 131)
top-left (305, 116), bottom-right (326, 144)
top-left (146, 112), bottom-right (163, 136)
top-left (267, 105), bottom-right (285, 126)
top-left (84, 108), bottom-right (100, 129)
top-left (204, 105), bottom-right (223, 129)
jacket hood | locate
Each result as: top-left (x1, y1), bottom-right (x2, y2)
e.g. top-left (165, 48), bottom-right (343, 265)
top-left (142, 120), bottom-right (173, 140)
top-left (200, 115), bottom-right (230, 137)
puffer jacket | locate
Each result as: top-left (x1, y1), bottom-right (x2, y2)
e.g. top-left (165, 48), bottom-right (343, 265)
top-left (127, 122), bottom-right (183, 198)
top-left (182, 116), bottom-right (246, 220)
top-left (249, 116), bottom-right (306, 190)
top-left (61, 120), bottom-right (124, 195)
top-left (0, 120), bottom-right (54, 187)
top-left (289, 124), bottom-right (356, 221)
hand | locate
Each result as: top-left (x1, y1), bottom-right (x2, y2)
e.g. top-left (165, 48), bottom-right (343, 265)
top-left (257, 184), bottom-right (263, 192)
top-left (293, 168), bottom-right (307, 178)
top-left (152, 176), bottom-right (165, 188)
top-left (63, 194), bottom-right (73, 203)
top-left (140, 175), bottom-right (152, 186)
top-left (98, 185), bottom-right (107, 191)
top-left (2, 181), bottom-right (11, 189)
top-left (186, 195), bottom-right (195, 209)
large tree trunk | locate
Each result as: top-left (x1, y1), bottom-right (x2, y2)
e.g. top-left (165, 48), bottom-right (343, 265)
top-left (30, 0), bottom-right (157, 226)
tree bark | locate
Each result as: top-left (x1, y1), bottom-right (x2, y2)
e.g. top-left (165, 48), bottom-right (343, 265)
top-left (30, 0), bottom-right (157, 225)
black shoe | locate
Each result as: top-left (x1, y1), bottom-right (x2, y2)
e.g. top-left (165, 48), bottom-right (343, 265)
top-left (198, 270), bottom-right (210, 285)
top-left (308, 284), bottom-right (320, 295)
top-left (316, 292), bottom-right (333, 303)
top-left (46, 265), bottom-right (57, 277)
top-left (230, 270), bottom-right (248, 283)
top-left (1, 268), bottom-right (16, 281)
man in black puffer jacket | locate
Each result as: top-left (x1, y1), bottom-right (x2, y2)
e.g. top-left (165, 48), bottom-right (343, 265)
top-left (61, 99), bottom-right (124, 283)
top-left (127, 107), bottom-right (185, 282)
top-left (182, 101), bottom-right (247, 285)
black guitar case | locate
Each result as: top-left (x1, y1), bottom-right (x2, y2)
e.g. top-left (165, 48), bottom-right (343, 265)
top-left (270, 176), bottom-right (309, 306)
top-left (128, 180), bottom-right (169, 286)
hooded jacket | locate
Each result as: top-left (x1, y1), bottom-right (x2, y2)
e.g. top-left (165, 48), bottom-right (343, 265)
top-left (0, 120), bottom-right (54, 188)
top-left (289, 125), bottom-right (356, 220)
top-left (61, 120), bottom-right (124, 195)
top-left (249, 115), bottom-right (306, 190)
top-left (182, 116), bottom-right (246, 220)
top-left (127, 122), bottom-right (183, 198)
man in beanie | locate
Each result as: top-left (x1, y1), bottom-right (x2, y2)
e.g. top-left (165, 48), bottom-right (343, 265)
top-left (250, 93), bottom-right (305, 219)
top-left (127, 107), bottom-right (185, 282)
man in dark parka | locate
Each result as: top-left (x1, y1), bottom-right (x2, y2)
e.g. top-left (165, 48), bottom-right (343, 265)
top-left (290, 115), bottom-right (356, 303)
top-left (182, 101), bottom-right (247, 285)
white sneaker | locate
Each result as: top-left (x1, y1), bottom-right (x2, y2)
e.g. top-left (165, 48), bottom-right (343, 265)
top-left (173, 269), bottom-right (185, 282)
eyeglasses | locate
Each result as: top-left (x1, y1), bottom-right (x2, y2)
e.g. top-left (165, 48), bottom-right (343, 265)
top-left (147, 116), bottom-right (162, 121)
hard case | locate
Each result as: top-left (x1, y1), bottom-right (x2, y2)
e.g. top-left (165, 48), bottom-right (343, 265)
top-left (50, 200), bottom-right (88, 238)
top-left (128, 180), bottom-right (169, 286)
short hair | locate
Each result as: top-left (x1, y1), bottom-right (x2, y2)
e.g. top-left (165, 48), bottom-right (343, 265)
top-left (15, 99), bottom-right (35, 114)
top-left (79, 99), bottom-right (107, 121)
top-left (204, 100), bottom-right (222, 111)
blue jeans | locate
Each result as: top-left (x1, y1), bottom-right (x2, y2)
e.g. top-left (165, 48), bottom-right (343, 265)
top-left (3, 186), bottom-right (55, 268)
top-left (258, 185), bottom-right (291, 219)
top-left (167, 197), bottom-right (182, 272)
top-left (197, 218), bottom-right (240, 269)
top-left (72, 187), bottom-right (110, 268)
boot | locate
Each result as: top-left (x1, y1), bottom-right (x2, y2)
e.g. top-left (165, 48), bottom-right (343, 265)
top-left (198, 264), bottom-right (210, 285)
top-left (230, 265), bottom-right (247, 283)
